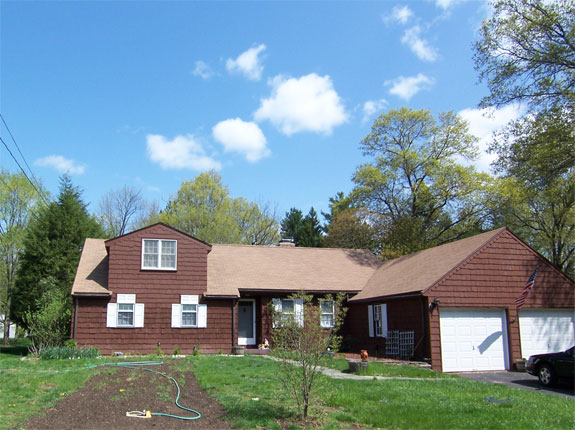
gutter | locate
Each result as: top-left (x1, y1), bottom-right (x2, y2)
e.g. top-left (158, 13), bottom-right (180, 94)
top-left (349, 291), bottom-right (422, 304)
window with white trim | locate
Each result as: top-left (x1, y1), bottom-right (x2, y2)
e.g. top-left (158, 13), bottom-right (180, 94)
top-left (142, 239), bottom-right (177, 270)
top-left (117, 303), bottom-right (134, 327)
top-left (368, 304), bottom-right (387, 338)
top-left (272, 298), bottom-right (304, 328)
top-left (107, 294), bottom-right (145, 328)
top-left (182, 305), bottom-right (198, 327)
top-left (171, 295), bottom-right (207, 328)
top-left (320, 299), bottom-right (335, 328)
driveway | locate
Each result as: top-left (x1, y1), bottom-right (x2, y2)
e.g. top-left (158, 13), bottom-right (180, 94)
top-left (456, 371), bottom-right (575, 398)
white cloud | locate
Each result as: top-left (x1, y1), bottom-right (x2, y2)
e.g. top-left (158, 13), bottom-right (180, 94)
top-left (458, 104), bottom-right (525, 172)
top-left (212, 118), bottom-right (270, 162)
top-left (254, 73), bottom-right (348, 135)
top-left (386, 73), bottom-right (435, 101)
top-left (401, 26), bottom-right (438, 62)
top-left (226, 44), bottom-right (266, 81)
top-left (435, 0), bottom-right (460, 10)
top-left (146, 134), bottom-right (221, 171)
top-left (35, 155), bottom-right (85, 175)
top-left (390, 5), bottom-right (413, 24)
top-left (362, 99), bottom-right (388, 123)
top-left (193, 60), bottom-right (214, 79)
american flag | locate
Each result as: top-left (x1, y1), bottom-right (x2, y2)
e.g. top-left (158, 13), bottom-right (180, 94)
top-left (514, 267), bottom-right (539, 309)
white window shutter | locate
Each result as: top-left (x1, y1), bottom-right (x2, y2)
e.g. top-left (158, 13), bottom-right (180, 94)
top-left (181, 295), bottom-right (199, 305)
top-left (171, 304), bottom-right (182, 328)
top-left (294, 298), bottom-right (304, 327)
top-left (107, 303), bottom-right (117, 328)
top-left (197, 304), bottom-right (207, 328)
top-left (381, 304), bottom-right (388, 338)
top-left (368, 305), bottom-right (374, 338)
top-left (134, 304), bottom-right (145, 328)
top-left (272, 298), bottom-right (281, 328)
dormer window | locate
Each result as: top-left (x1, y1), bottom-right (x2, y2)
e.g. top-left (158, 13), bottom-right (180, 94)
top-left (142, 239), bottom-right (177, 270)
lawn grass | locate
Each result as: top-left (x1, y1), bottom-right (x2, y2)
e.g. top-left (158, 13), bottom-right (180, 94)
top-left (2, 352), bottom-right (574, 429)
top-left (328, 356), bottom-right (452, 378)
top-left (190, 355), bottom-right (575, 429)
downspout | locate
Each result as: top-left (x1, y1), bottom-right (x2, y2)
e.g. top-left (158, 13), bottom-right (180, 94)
top-left (231, 298), bottom-right (237, 349)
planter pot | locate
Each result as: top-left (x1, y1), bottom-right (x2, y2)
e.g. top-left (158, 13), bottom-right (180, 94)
top-left (514, 360), bottom-right (526, 372)
top-left (232, 345), bottom-right (245, 355)
top-left (347, 359), bottom-right (368, 373)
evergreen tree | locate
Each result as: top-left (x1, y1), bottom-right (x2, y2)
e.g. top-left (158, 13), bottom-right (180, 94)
top-left (11, 176), bottom-right (103, 327)
top-left (299, 207), bottom-right (323, 247)
top-left (280, 208), bottom-right (304, 244)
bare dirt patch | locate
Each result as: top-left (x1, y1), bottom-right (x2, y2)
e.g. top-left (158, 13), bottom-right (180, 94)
top-left (24, 362), bottom-right (231, 429)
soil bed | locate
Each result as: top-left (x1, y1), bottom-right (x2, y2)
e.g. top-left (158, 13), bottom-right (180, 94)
top-left (24, 361), bottom-right (231, 429)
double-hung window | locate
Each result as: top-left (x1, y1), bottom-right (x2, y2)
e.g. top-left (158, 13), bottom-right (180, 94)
top-left (172, 295), bottom-right (207, 328)
top-left (368, 303), bottom-right (387, 338)
top-left (117, 303), bottom-right (134, 327)
top-left (181, 304), bottom-right (198, 327)
top-left (272, 298), bottom-right (304, 327)
top-left (142, 239), bottom-right (177, 270)
top-left (106, 294), bottom-right (145, 328)
top-left (320, 299), bottom-right (335, 328)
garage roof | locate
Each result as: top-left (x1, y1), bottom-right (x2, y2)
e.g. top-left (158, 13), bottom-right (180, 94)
top-left (350, 228), bottom-right (506, 302)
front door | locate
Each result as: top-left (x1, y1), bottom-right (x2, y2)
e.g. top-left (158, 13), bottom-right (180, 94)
top-left (238, 299), bottom-right (256, 346)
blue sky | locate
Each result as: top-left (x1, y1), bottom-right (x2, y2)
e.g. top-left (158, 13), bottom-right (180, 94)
top-left (0, 0), bottom-right (524, 220)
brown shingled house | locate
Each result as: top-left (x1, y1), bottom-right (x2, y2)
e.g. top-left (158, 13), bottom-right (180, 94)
top-left (71, 224), bottom-right (574, 372)
top-left (71, 223), bottom-right (381, 355)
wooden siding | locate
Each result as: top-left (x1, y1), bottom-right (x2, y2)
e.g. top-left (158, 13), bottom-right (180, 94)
top-left (425, 230), bottom-right (574, 371)
top-left (341, 297), bottom-right (428, 360)
top-left (74, 224), bottom-right (234, 354)
top-left (74, 296), bottom-right (233, 354)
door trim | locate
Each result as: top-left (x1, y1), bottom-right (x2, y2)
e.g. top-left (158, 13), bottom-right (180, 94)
top-left (238, 299), bottom-right (256, 346)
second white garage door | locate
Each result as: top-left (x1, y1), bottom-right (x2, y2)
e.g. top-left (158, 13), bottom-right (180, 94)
top-left (519, 309), bottom-right (575, 359)
top-left (440, 308), bottom-right (509, 372)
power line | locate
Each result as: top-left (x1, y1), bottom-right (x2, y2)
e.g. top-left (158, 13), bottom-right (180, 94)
top-left (0, 113), bottom-right (48, 202)
top-left (0, 136), bottom-right (50, 206)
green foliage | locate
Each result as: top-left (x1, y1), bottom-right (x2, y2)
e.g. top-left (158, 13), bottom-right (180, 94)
top-left (280, 207), bottom-right (304, 242)
top-left (270, 292), bottom-right (347, 419)
top-left (24, 282), bottom-right (71, 354)
top-left (323, 208), bottom-right (378, 250)
top-left (39, 346), bottom-right (100, 360)
top-left (159, 170), bottom-right (279, 245)
top-left (154, 345), bottom-right (165, 356)
top-left (0, 171), bottom-right (44, 344)
top-left (352, 107), bottom-right (492, 256)
top-left (489, 107), bottom-right (574, 275)
top-left (11, 176), bottom-right (103, 328)
top-left (474, 0), bottom-right (575, 111)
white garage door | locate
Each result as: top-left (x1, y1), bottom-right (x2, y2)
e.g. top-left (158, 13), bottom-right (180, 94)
top-left (519, 309), bottom-right (575, 359)
top-left (440, 308), bottom-right (509, 372)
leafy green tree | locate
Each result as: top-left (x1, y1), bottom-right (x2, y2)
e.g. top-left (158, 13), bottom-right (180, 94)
top-left (11, 176), bottom-right (103, 327)
top-left (322, 208), bottom-right (378, 251)
top-left (352, 107), bottom-right (493, 254)
top-left (489, 108), bottom-right (574, 275)
top-left (24, 278), bottom-right (71, 353)
top-left (299, 207), bottom-right (323, 247)
top-left (280, 208), bottom-right (304, 244)
top-left (0, 171), bottom-right (43, 343)
top-left (321, 192), bottom-right (353, 232)
top-left (474, 0), bottom-right (575, 111)
top-left (160, 171), bottom-right (279, 245)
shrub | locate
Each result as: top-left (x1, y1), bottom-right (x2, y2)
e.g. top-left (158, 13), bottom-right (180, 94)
top-left (39, 346), bottom-right (100, 360)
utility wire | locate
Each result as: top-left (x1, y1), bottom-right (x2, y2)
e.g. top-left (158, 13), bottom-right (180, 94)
top-left (0, 136), bottom-right (50, 206)
top-left (0, 113), bottom-right (49, 203)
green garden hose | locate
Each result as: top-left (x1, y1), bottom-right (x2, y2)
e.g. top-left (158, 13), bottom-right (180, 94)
top-left (99, 361), bottom-right (201, 420)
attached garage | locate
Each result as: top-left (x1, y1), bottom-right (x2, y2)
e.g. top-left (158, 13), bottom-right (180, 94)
top-left (440, 308), bottom-right (509, 372)
top-left (519, 309), bottom-right (575, 359)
